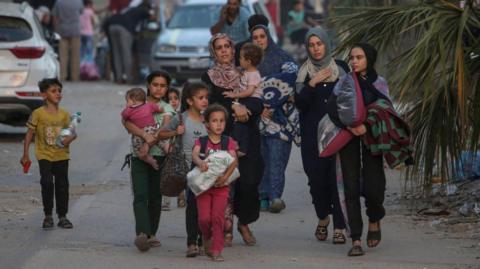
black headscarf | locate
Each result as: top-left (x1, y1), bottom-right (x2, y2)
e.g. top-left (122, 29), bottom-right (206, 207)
top-left (350, 43), bottom-right (387, 105)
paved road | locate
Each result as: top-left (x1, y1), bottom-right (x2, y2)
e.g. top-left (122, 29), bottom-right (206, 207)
top-left (0, 82), bottom-right (479, 269)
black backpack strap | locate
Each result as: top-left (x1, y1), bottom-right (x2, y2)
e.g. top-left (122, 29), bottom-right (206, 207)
top-left (199, 135), bottom-right (209, 160)
top-left (220, 135), bottom-right (229, 151)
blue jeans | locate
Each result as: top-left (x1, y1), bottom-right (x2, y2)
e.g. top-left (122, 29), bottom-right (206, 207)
top-left (259, 136), bottom-right (292, 200)
top-left (80, 35), bottom-right (94, 63)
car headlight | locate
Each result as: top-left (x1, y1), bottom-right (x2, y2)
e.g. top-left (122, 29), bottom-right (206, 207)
top-left (157, 44), bottom-right (176, 53)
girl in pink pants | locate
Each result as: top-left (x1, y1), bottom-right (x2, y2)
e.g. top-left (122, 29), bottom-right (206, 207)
top-left (192, 104), bottom-right (238, 262)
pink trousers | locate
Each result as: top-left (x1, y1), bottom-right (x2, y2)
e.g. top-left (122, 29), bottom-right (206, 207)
top-left (196, 186), bottom-right (229, 255)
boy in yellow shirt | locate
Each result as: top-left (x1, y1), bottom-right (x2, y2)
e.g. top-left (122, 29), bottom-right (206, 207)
top-left (20, 78), bottom-right (76, 229)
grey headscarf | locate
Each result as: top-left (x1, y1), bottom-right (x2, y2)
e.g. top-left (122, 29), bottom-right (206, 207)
top-left (296, 27), bottom-right (342, 93)
top-left (305, 27), bottom-right (332, 68)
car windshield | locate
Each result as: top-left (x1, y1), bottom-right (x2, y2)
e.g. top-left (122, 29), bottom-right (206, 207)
top-left (168, 5), bottom-right (221, 29)
top-left (0, 16), bottom-right (32, 42)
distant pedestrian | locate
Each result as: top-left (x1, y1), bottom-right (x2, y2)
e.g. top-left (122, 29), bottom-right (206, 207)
top-left (34, 6), bottom-right (51, 30)
top-left (52, 0), bottom-right (84, 81)
top-left (287, 0), bottom-right (312, 46)
top-left (20, 78), bottom-right (76, 230)
top-left (79, 0), bottom-right (97, 64)
top-left (210, 0), bottom-right (250, 44)
top-left (295, 27), bottom-right (348, 244)
top-left (106, 0), bottom-right (153, 84)
top-left (191, 104), bottom-right (239, 262)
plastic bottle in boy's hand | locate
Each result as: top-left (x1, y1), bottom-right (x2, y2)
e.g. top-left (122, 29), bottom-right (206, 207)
top-left (56, 112), bottom-right (81, 148)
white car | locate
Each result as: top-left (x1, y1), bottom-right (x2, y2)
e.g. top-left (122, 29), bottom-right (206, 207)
top-left (0, 2), bottom-right (59, 126)
top-left (150, 0), bottom-right (278, 83)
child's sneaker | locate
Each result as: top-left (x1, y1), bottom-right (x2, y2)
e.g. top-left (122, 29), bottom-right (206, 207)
top-left (269, 198), bottom-right (286, 213)
top-left (57, 217), bottom-right (73, 229)
top-left (42, 216), bottom-right (54, 229)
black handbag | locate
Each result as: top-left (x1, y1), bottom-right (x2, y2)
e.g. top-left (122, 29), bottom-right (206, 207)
top-left (159, 114), bottom-right (188, 197)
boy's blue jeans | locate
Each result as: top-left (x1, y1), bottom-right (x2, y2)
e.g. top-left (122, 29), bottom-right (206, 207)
top-left (259, 136), bottom-right (292, 201)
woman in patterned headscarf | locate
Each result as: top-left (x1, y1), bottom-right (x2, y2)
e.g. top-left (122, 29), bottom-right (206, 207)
top-left (295, 27), bottom-right (349, 246)
top-left (201, 33), bottom-right (264, 247)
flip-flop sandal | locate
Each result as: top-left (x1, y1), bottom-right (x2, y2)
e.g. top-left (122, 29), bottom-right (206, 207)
top-left (315, 221), bottom-right (329, 241)
top-left (347, 245), bottom-right (365, 256)
top-left (367, 222), bottom-right (381, 248)
top-left (224, 233), bottom-right (233, 247)
top-left (333, 232), bottom-right (346, 244)
top-left (147, 237), bottom-right (162, 247)
top-left (237, 226), bottom-right (256, 246)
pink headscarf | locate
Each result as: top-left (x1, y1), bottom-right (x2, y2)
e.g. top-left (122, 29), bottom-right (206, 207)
top-left (207, 33), bottom-right (241, 90)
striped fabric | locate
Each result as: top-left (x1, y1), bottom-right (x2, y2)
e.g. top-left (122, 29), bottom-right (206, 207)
top-left (364, 99), bottom-right (413, 168)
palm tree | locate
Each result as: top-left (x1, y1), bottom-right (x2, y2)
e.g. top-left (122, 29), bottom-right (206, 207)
top-left (330, 0), bottom-right (480, 190)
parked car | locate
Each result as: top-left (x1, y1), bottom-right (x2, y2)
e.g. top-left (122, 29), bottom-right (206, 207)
top-left (0, 2), bottom-right (59, 126)
top-left (150, 0), bottom-right (278, 83)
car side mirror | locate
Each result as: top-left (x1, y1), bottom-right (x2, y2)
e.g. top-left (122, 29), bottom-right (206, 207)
top-left (46, 30), bottom-right (60, 45)
top-left (146, 21), bottom-right (160, 31)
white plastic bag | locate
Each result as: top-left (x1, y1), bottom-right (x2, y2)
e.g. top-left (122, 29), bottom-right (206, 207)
top-left (187, 151), bottom-right (239, 196)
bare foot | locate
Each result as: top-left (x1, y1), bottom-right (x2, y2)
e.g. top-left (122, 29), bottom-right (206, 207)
top-left (140, 155), bottom-right (159, 170)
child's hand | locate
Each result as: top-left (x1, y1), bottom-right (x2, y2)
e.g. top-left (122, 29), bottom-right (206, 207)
top-left (143, 132), bottom-right (156, 145)
top-left (61, 135), bottom-right (77, 147)
top-left (20, 155), bottom-right (30, 166)
top-left (222, 91), bottom-right (236, 99)
top-left (157, 105), bottom-right (164, 113)
top-left (176, 124), bottom-right (185, 135)
top-left (198, 161), bottom-right (208, 172)
top-left (214, 175), bottom-right (227, 187)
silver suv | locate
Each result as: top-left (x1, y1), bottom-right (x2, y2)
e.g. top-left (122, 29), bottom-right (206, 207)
top-left (0, 2), bottom-right (59, 126)
top-left (150, 0), bottom-right (277, 83)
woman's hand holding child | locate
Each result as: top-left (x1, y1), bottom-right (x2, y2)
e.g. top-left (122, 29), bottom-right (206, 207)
top-left (222, 91), bottom-right (237, 99)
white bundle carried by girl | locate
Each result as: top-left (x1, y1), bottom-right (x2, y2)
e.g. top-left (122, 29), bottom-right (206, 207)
top-left (187, 151), bottom-right (240, 196)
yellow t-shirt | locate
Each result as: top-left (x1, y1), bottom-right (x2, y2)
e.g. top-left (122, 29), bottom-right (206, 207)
top-left (26, 106), bottom-right (71, 161)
